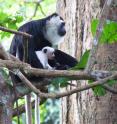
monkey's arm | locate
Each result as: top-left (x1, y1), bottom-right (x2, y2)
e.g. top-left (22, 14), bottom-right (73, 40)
top-left (28, 50), bottom-right (44, 69)
top-left (48, 49), bottom-right (78, 70)
top-left (54, 49), bottom-right (78, 67)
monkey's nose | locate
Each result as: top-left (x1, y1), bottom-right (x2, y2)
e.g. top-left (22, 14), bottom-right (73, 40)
top-left (58, 28), bottom-right (66, 36)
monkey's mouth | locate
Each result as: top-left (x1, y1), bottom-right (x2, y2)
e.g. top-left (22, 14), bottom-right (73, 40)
top-left (58, 28), bottom-right (66, 36)
top-left (48, 56), bottom-right (55, 60)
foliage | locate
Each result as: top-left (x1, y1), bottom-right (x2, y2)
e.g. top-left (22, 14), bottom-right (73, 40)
top-left (88, 80), bottom-right (106, 96)
top-left (88, 79), bottom-right (117, 96)
top-left (12, 96), bottom-right (60, 124)
top-left (72, 50), bottom-right (90, 70)
top-left (0, 0), bottom-right (56, 49)
top-left (40, 99), bottom-right (60, 124)
top-left (0, 11), bottom-right (23, 39)
top-left (91, 19), bottom-right (117, 43)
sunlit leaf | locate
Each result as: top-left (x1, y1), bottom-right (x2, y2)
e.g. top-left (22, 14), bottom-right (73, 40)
top-left (72, 50), bottom-right (90, 70)
top-left (91, 19), bottom-right (117, 44)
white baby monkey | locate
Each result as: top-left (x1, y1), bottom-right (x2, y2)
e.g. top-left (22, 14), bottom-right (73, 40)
top-left (35, 46), bottom-right (55, 70)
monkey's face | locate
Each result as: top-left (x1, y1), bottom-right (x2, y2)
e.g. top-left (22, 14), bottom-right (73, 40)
top-left (44, 15), bottom-right (66, 45)
top-left (42, 46), bottom-right (55, 60)
top-left (47, 51), bottom-right (55, 60)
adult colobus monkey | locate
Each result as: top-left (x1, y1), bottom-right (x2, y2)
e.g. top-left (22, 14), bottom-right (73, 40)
top-left (10, 13), bottom-right (78, 75)
top-left (10, 13), bottom-right (78, 124)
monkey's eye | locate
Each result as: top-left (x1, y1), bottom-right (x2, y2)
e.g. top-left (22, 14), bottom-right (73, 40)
top-left (52, 52), bottom-right (55, 56)
top-left (43, 49), bottom-right (47, 53)
top-left (52, 52), bottom-right (54, 55)
top-left (61, 22), bottom-right (65, 26)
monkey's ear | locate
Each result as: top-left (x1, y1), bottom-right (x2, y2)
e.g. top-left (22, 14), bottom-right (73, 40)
top-left (43, 49), bottom-right (47, 53)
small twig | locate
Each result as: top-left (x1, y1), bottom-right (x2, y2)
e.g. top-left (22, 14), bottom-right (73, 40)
top-left (67, 82), bottom-right (77, 87)
top-left (27, 0), bottom-right (46, 20)
top-left (103, 84), bottom-right (117, 94)
top-left (30, 3), bottom-right (39, 20)
top-left (0, 26), bottom-right (32, 38)
top-left (38, 3), bottom-right (46, 16)
top-left (24, 0), bottom-right (43, 4)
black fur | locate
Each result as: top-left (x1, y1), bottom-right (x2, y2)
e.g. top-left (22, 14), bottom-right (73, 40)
top-left (10, 13), bottom-right (78, 82)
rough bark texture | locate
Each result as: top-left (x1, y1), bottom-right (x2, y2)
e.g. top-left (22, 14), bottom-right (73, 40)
top-left (0, 74), bottom-right (13, 124)
top-left (57, 0), bottom-right (117, 124)
top-left (100, 0), bottom-right (117, 21)
top-left (93, 43), bottom-right (117, 124)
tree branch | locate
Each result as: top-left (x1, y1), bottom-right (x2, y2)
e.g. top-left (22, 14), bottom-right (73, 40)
top-left (0, 42), bottom-right (117, 100)
top-left (25, 0), bottom-right (46, 20)
top-left (0, 59), bottom-right (113, 80)
top-left (16, 70), bottom-right (117, 99)
top-left (102, 84), bottom-right (117, 94)
top-left (24, 0), bottom-right (44, 4)
top-left (0, 26), bottom-right (32, 38)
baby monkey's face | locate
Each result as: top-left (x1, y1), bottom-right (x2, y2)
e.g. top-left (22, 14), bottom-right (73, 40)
top-left (47, 51), bottom-right (55, 60)
top-left (42, 46), bottom-right (55, 60)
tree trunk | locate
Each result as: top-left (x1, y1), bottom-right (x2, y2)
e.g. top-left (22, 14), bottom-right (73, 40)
top-left (0, 74), bottom-right (13, 124)
top-left (57, 0), bottom-right (117, 124)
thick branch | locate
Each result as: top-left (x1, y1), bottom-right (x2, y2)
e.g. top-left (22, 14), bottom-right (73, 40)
top-left (0, 51), bottom-right (117, 96)
top-left (0, 59), bottom-right (112, 80)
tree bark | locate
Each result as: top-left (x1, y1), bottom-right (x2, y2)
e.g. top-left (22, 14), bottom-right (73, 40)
top-left (56, 0), bottom-right (117, 124)
top-left (92, 43), bottom-right (117, 124)
top-left (0, 74), bottom-right (13, 124)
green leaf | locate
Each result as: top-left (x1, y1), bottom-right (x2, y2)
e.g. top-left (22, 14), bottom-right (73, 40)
top-left (100, 21), bottom-right (117, 43)
top-left (72, 50), bottom-right (90, 70)
top-left (8, 22), bottom-right (17, 30)
top-left (91, 19), bottom-right (117, 44)
top-left (91, 19), bottom-right (99, 36)
top-left (52, 77), bottom-right (69, 88)
top-left (15, 15), bottom-right (23, 23)
top-left (0, 11), bottom-right (8, 21)
top-left (88, 80), bottom-right (106, 96)
top-left (0, 32), bottom-right (11, 38)
top-left (60, 81), bottom-right (68, 87)
top-left (107, 79), bottom-right (117, 86)
top-left (93, 86), bottom-right (106, 96)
